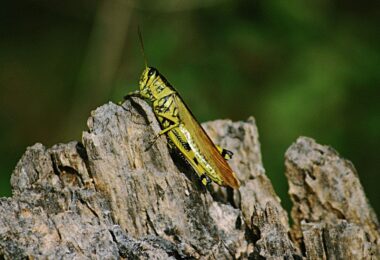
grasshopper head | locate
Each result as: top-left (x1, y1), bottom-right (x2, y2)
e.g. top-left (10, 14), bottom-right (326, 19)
top-left (139, 66), bottom-right (158, 101)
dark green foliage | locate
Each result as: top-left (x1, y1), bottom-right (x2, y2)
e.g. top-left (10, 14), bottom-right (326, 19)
top-left (0, 1), bottom-right (378, 214)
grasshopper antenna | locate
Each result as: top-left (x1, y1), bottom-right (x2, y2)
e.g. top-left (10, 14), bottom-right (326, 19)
top-left (138, 26), bottom-right (148, 68)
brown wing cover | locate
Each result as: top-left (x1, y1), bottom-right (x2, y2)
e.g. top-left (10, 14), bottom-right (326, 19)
top-left (173, 95), bottom-right (240, 189)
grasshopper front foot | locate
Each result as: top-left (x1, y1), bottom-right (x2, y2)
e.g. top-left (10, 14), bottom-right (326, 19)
top-left (118, 90), bottom-right (141, 105)
top-left (124, 90), bottom-right (141, 100)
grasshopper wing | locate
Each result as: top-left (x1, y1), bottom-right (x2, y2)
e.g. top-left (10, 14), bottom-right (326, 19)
top-left (173, 94), bottom-right (240, 189)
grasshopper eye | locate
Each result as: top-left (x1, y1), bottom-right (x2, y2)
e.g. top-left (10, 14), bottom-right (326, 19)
top-left (148, 69), bottom-right (155, 77)
top-left (148, 67), bottom-right (158, 77)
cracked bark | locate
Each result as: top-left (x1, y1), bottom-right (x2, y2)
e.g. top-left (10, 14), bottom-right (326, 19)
top-left (0, 97), bottom-right (378, 259)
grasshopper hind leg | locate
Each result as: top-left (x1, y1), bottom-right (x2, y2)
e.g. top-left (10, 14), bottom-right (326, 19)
top-left (169, 145), bottom-right (212, 188)
top-left (200, 174), bottom-right (212, 186)
top-left (216, 145), bottom-right (234, 160)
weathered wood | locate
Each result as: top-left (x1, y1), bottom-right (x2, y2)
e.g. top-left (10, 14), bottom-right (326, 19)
top-left (285, 137), bottom-right (380, 259)
top-left (0, 97), bottom-right (378, 259)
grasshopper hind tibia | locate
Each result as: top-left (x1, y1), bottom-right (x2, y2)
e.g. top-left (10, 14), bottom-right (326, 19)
top-left (200, 174), bottom-right (212, 186)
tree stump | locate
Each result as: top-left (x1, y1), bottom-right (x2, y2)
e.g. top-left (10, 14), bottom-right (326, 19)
top-left (0, 97), bottom-right (378, 259)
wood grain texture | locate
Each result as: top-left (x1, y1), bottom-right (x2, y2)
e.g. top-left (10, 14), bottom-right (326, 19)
top-left (0, 97), bottom-right (378, 259)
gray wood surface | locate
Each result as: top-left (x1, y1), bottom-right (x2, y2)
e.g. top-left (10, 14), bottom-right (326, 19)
top-left (0, 97), bottom-right (378, 259)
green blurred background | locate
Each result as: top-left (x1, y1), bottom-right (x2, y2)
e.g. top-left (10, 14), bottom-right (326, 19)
top-left (0, 0), bottom-right (379, 215)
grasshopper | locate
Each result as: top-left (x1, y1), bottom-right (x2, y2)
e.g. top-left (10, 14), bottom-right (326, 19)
top-left (123, 33), bottom-right (240, 189)
top-left (123, 65), bottom-right (240, 189)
